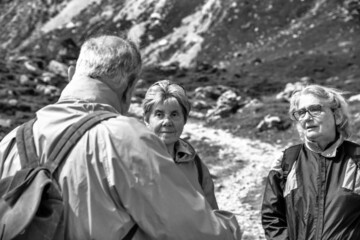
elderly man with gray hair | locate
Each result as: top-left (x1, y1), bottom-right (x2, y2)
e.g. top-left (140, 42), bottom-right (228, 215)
top-left (0, 35), bottom-right (242, 240)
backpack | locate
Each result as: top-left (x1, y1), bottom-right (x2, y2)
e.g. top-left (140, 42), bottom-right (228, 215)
top-left (0, 111), bottom-right (137, 240)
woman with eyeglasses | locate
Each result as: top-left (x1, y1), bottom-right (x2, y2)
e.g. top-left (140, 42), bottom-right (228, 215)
top-left (261, 84), bottom-right (360, 240)
top-left (142, 80), bottom-right (219, 210)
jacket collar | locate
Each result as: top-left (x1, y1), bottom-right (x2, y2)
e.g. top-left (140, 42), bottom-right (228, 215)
top-left (174, 139), bottom-right (196, 163)
top-left (305, 134), bottom-right (344, 158)
top-left (59, 76), bottom-right (122, 112)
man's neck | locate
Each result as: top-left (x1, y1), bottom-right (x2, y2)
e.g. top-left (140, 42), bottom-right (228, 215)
top-left (60, 76), bottom-right (124, 113)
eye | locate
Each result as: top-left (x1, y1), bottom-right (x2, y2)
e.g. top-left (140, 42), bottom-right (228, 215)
top-left (295, 108), bottom-right (306, 117)
top-left (171, 111), bottom-right (183, 119)
top-left (154, 111), bottom-right (164, 118)
top-left (308, 104), bottom-right (322, 113)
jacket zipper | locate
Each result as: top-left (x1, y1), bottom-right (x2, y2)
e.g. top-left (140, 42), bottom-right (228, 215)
top-left (315, 156), bottom-right (326, 240)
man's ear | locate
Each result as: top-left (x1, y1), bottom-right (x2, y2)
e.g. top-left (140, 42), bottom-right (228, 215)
top-left (144, 118), bottom-right (149, 126)
top-left (68, 66), bottom-right (75, 82)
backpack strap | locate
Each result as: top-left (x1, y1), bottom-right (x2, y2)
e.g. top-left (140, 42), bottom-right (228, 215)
top-left (281, 144), bottom-right (302, 180)
top-left (179, 139), bottom-right (203, 186)
top-left (343, 140), bottom-right (360, 157)
top-left (46, 111), bottom-right (118, 174)
top-left (16, 118), bottom-right (39, 169)
top-left (343, 140), bottom-right (360, 166)
top-left (193, 154), bottom-right (203, 186)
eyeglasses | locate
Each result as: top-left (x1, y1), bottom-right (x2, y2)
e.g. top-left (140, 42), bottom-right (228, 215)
top-left (292, 104), bottom-right (324, 121)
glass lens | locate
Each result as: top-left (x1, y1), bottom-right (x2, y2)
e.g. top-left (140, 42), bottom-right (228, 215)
top-left (307, 104), bottom-right (322, 115)
top-left (293, 109), bottom-right (305, 120)
top-left (293, 104), bottom-right (323, 120)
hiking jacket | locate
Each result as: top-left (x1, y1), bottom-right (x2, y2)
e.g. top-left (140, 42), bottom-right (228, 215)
top-left (174, 139), bottom-right (219, 209)
top-left (0, 77), bottom-right (242, 240)
top-left (261, 139), bottom-right (360, 240)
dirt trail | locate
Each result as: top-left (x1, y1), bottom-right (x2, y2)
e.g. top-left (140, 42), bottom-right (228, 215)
top-left (183, 121), bottom-right (287, 240)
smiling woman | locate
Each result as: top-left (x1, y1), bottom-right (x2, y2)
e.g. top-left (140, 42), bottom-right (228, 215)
top-left (261, 84), bottom-right (360, 240)
top-left (142, 80), bottom-right (219, 210)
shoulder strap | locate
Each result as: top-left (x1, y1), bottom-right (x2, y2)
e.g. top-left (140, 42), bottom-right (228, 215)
top-left (179, 138), bottom-right (203, 186)
top-left (194, 154), bottom-right (203, 186)
top-left (281, 144), bottom-right (302, 178)
top-left (16, 111), bottom-right (118, 174)
top-left (46, 111), bottom-right (118, 174)
top-left (343, 140), bottom-right (360, 164)
top-left (16, 118), bottom-right (39, 169)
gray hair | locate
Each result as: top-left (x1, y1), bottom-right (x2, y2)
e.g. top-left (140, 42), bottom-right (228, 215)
top-left (142, 80), bottom-right (191, 123)
top-left (75, 35), bottom-right (142, 89)
top-left (289, 84), bottom-right (351, 139)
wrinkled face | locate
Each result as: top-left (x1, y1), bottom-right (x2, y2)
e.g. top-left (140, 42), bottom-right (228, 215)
top-left (296, 94), bottom-right (341, 148)
top-left (146, 98), bottom-right (185, 147)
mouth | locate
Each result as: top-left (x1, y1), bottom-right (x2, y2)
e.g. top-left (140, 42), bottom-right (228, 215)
top-left (306, 125), bottom-right (317, 130)
top-left (160, 131), bottom-right (175, 134)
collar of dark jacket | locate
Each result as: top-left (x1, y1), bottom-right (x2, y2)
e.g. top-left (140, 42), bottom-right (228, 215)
top-left (174, 139), bottom-right (196, 163)
top-left (305, 134), bottom-right (344, 158)
top-left (59, 76), bottom-right (122, 112)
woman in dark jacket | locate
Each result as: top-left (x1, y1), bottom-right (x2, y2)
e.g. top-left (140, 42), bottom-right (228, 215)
top-left (142, 80), bottom-right (218, 210)
top-left (261, 84), bottom-right (360, 239)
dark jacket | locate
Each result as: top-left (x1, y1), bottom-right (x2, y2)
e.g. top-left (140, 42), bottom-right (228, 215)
top-left (261, 140), bottom-right (360, 240)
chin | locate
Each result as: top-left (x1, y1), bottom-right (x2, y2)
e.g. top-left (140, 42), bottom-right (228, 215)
top-left (163, 138), bottom-right (177, 145)
top-left (306, 134), bottom-right (318, 141)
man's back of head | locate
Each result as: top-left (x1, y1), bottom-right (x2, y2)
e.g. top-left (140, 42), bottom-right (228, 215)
top-left (74, 35), bottom-right (142, 91)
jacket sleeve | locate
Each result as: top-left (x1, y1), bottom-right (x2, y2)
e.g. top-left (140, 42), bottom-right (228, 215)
top-left (261, 155), bottom-right (289, 240)
top-left (197, 154), bottom-right (219, 210)
top-left (107, 120), bottom-right (242, 240)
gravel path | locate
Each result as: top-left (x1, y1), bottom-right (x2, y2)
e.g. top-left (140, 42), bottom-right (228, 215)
top-left (183, 121), bottom-right (286, 240)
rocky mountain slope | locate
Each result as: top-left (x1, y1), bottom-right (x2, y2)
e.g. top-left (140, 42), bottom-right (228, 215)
top-left (1, 0), bottom-right (359, 140)
top-left (1, 0), bottom-right (360, 239)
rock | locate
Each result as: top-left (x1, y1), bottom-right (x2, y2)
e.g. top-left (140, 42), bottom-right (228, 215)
top-left (19, 75), bottom-right (30, 85)
top-left (189, 111), bottom-right (206, 119)
top-left (206, 106), bottom-right (234, 119)
top-left (256, 114), bottom-right (291, 132)
top-left (0, 118), bottom-right (12, 128)
top-left (348, 94), bottom-right (360, 103)
top-left (36, 84), bottom-right (61, 97)
top-left (216, 90), bottom-right (241, 109)
top-left (48, 60), bottom-right (68, 78)
top-left (276, 81), bottom-right (306, 102)
top-left (239, 99), bottom-right (264, 112)
top-left (24, 61), bottom-right (40, 73)
top-left (205, 89), bottom-right (244, 121)
top-left (194, 85), bottom-right (229, 100)
top-left (192, 99), bottom-right (213, 111)
top-left (8, 99), bottom-right (18, 106)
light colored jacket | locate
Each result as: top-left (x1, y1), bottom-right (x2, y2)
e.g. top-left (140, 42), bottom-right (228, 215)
top-left (0, 77), bottom-right (241, 240)
top-left (174, 139), bottom-right (219, 209)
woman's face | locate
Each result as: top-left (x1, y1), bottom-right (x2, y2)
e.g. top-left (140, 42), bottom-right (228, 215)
top-left (146, 98), bottom-right (185, 147)
top-left (296, 94), bottom-right (341, 149)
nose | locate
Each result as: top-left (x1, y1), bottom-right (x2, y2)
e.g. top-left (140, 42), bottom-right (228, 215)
top-left (301, 111), bottom-right (313, 121)
top-left (162, 117), bottom-right (173, 126)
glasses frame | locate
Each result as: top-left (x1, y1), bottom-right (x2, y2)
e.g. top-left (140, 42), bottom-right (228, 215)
top-left (292, 104), bottom-right (325, 121)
